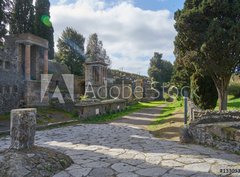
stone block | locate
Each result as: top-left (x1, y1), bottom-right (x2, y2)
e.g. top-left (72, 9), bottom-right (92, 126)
top-left (10, 108), bottom-right (37, 150)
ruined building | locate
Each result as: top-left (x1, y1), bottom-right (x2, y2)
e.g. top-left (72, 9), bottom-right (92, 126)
top-left (0, 33), bottom-right (49, 114)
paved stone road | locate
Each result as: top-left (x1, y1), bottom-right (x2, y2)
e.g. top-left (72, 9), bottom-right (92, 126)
top-left (0, 107), bottom-right (240, 177)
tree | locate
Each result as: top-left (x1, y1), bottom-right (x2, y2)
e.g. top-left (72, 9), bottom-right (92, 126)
top-left (86, 33), bottom-right (111, 64)
top-left (34, 0), bottom-right (54, 59)
top-left (174, 0), bottom-right (240, 111)
top-left (56, 27), bottom-right (85, 76)
top-left (10, 0), bottom-right (34, 34)
top-left (0, 0), bottom-right (11, 46)
top-left (191, 72), bottom-right (218, 110)
top-left (148, 52), bottom-right (173, 87)
top-left (171, 59), bottom-right (192, 89)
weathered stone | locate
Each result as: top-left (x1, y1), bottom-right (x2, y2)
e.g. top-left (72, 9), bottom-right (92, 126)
top-left (10, 108), bottom-right (37, 150)
top-left (81, 161), bottom-right (110, 168)
top-left (184, 163), bottom-right (211, 173)
top-left (161, 160), bottom-right (184, 167)
top-left (53, 171), bottom-right (71, 177)
top-left (68, 168), bottom-right (92, 177)
top-left (111, 163), bottom-right (138, 173)
top-left (88, 168), bottom-right (115, 177)
top-left (135, 167), bottom-right (168, 176)
top-left (176, 157), bottom-right (205, 164)
top-left (117, 172), bottom-right (139, 177)
top-left (0, 147), bottom-right (73, 177)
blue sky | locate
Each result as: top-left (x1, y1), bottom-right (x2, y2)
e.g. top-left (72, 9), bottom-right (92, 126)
top-left (50, 0), bottom-right (185, 75)
top-left (50, 0), bottom-right (184, 12)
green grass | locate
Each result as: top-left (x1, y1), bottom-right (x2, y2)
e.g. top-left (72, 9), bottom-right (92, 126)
top-left (148, 100), bottom-right (183, 129)
top-left (82, 101), bottom-right (165, 123)
top-left (0, 113), bottom-right (10, 121)
top-left (35, 107), bottom-right (78, 125)
top-left (227, 96), bottom-right (240, 110)
top-left (215, 95), bottom-right (240, 111)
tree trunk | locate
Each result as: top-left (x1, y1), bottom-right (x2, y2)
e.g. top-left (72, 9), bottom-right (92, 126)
top-left (217, 88), bottom-right (228, 111)
top-left (213, 76), bottom-right (230, 111)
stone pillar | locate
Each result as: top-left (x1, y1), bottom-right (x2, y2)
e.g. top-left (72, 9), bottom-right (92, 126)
top-left (44, 49), bottom-right (48, 74)
top-left (10, 108), bottom-right (37, 150)
top-left (17, 44), bottom-right (22, 75)
top-left (25, 44), bottom-right (31, 80)
top-left (36, 47), bottom-right (40, 80)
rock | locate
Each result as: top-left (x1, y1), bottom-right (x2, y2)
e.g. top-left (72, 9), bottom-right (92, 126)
top-left (10, 108), bottom-right (37, 150)
top-left (135, 167), bottom-right (168, 176)
top-left (0, 146), bottom-right (73, 177)
top-left (89, 168), bottom-right (115, 177)
top-left (111, 163), bottom-right (138, 173)
top-left (180, 127), bottom-right (192, 144)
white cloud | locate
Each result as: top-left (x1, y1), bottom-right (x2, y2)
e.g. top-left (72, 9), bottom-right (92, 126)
top-left (50, 0), bottom-right (176, 75)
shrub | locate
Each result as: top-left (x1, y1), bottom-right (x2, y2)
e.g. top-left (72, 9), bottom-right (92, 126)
top-left (191, 72), bottom-right (218, 110)
top-left (228, 82), bottom-right (240, 98)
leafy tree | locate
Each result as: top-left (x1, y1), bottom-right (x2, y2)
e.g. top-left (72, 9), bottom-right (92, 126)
top-left (0, 0), bottom-right (12, 46)
top-left (191, 72), bottom-right (218, 110)
top-left (148, 52), bottom-right (173, 86)
top-left (174, 0), bottom-right (240, 110)
top-left (34, 0), bottom-right (54, 59)
top-left (56, 27), bottom-right (85, 76)
top-left (171, 59), bottom-right (192, 89)
top-left (10, 0), bottom-right (34, 34)
top-left (86, 33), bottom-right (111, 65)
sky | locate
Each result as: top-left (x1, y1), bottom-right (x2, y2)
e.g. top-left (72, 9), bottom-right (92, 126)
top-left (49, 0), bottom-right (185, 76)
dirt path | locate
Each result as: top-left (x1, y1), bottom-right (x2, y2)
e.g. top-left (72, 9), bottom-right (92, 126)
top-left (149, 109), bottom-right (184, 142)
top-left (111, 105), bottom-right (166, 129)
top-left (112, 104), bottom-right (184, 142)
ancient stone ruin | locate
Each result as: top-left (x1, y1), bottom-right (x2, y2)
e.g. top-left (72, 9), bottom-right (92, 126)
top-left (182, 100), bottom-right (240, 153)
top-left (10, 108), bottom-right (37, 150)
top-left (0, 108), bottom-right (73, 177)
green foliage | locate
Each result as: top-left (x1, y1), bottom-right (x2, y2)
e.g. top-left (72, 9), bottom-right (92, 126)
top-left (79, 95), bottom-right (88, 101)
top-left (228, 82), bottom-right (240, 98)
top-left (0, 0), bottom-right (11, 46)
top-left (34, 0), bottom-right (54, 59)
top-left (148, 52), bottom-right (173, 87)
top-left (171, 59), bottom-right (192, 89)
top-left (10, 0), bottom-right (34, 34)
top-left (56, 27), bottom-right (85, 76)
top-left (191, 72), bottom-right (218, 110)
top-left (227, 96), bottom-right (240, 110)
top-left (86, 33), bottom-right (111, 64)
top-left (174, 0), bottom-right (240, 110)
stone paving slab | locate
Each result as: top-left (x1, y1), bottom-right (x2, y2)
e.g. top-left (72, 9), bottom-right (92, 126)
top-left (0, 106), bottom-right (240, 177)
top-left (0, 123), bottom-right (240, 177)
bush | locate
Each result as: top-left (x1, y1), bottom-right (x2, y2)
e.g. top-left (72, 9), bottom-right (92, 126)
top-left (228, 82), bottom-right (240, 98)
top-left (191, 72), bottom-right (218, 110)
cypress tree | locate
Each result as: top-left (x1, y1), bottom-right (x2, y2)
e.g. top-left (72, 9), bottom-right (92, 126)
top-left (0, 0), bottom-right (11, 46)
top-left (10, 0), bottom-right (34, 34)
top-left (34, 0), bottom-right (54, 59)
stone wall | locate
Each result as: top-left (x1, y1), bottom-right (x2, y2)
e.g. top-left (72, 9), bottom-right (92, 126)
top-left (76, 99), bottom-right (126, 119)
top-left (188, 100), bottom-right (240, 123)
top-left (187, 100), bottom-right (240, 153)
top-left (0, 42), bottom-right (24, 114)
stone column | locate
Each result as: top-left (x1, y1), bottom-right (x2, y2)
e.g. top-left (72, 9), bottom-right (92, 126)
top-left (10, 108), bottom-right (37, 150)
top-left (44, 49), bottom-right (48, 74)
top-left (25, 44), bottom-right (31, 80)
top-left (35, 47), bottom-right (40, 80)
top-left (17, 44), bottom-right (22, 75)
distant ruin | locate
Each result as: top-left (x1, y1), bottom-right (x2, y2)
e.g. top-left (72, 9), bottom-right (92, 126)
top-left (0, 33), bottom-right (156, 115)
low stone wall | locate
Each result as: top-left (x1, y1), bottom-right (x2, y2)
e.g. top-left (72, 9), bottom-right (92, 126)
top-left (187, 100), bottom-right (240, 153)
top-left (76, 99), bottom-right (126, 119)
top-left (189, 122), bottom-right (240, 153)
top-left (188, 100), bottom-right (240, 123)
